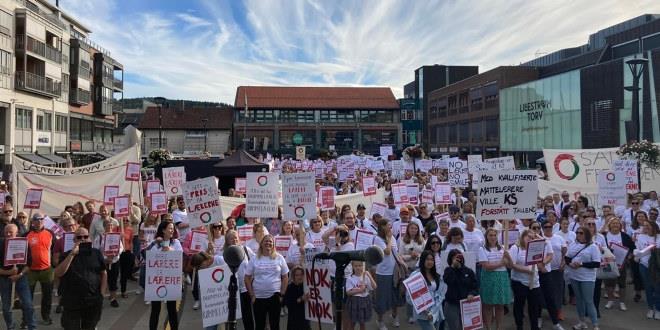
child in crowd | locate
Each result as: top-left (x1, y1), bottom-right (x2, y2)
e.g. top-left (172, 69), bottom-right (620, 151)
top-left (345, 260), bottom-right (377, 330)
top-left (283, 266), bottom-right (310, 330)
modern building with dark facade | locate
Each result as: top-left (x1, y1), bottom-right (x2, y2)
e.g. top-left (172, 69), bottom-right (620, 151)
top-left (426, 66), bottom-right (538, 158)
top-left (501, 14), bottom-right (660, 165)
top-left (407, 65), bottom-right (478, 149)
top-left (233, 86), bottom-right (401, 156)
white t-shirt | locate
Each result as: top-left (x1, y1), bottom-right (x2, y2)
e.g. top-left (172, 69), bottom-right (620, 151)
top-left (557, 230), bottom-right (576, 246)
top-left (383, 207), bottom-right (401, 223)
top-left (564, 242), bottom-right (601, 282)
top-left (345, 274), bottom-right (374, 298)
top-left (605, 232), bottom-right (623, 248)
top-left (547, 235), bottom-right (567, 271)
top-left (286, 242), bottom-right (315, 266)
top-left (374, 236), bottom-right (398, 275)
top-left (463, 228), bottom-right (484, 253)
top-left (443, 242), bottom-right (466, 253)
top-left (635, 234), bottom-right (659, 267)
top-left (306, 230), bottom-right (326, 251)
top-left (245, 254), bottom-right (289, 299)
top-left (478, 246), bottom-right (507, 272)
top-left (593, 234), bottom-right (607, 250)
top-left (392, 219), bottom-right (423, 239)
top-left (449, 219), bottom-right (466, 230)
top-left (245, 238), bottom-right (260, 254)
top-left (508, 245), bottom-right (539, 288)
top-left (237, 247), bottom-right (255, 293)
top-left (172, 209), bottom-right (190, 238)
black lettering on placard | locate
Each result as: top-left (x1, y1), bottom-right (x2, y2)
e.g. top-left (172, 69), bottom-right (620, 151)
top-left (504, 193), bottom-right (517, 205)
top-left (480, 174), bottom-right (493, 183)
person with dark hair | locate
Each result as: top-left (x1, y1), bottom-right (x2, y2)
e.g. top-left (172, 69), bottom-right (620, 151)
top-left (565, 226), bottom-right (602, 330)
top-left (405, 250), bottom-right (446, 330)
top-left (443, 249), bottom-right (478, 330)
top-left (0, 224), bottom-right (36, 330)
top-left (635, 219), bottom-right (660, 319)
top-left (146, 221), bottom-right (182, 330)
top-left (442, 227), bottom-right (466, 252)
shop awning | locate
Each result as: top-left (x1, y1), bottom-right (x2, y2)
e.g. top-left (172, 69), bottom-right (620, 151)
top-left (39, 153), bottom-right (67, 164)
top-left (18, 154), bottom-right (55, 165)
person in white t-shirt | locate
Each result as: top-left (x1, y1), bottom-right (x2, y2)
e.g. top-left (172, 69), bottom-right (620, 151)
top-left (565, 226), bottom-right (602, 330)
top-left (392, 208), bottom-right (423, 241)
top-left (245, 222), bottom-right (267, 255)
top-left (373, 218), bottom-right (402, 329)
top-left (557, 217), bottom-right (576, 246)
top-left (447, 205), bottom-right (465, 229)
top-left (642, 191), bottom-right (659, 212)
top-left (305, 216), bottom-right (326, 251)
top-left (507, 229), bottom-right (546, 330)
top-left (172, 197), bottom-right (190, 239)
top-left (442, 227), bottom-right (466, 252)
top-left (622, 197), bottom-right (644, 233)
top-left (286, 226), bottom-right (315, 269)
top-left (462, 214), bottom-right (483, 254)
top-left (245, 234), bottom-right (289, 330)
top-left (634, 220), bottom-right (660, 319)
top-left (539, 222), bottom-right (567, 328)
top-left (478, 228), bottom-right (512, 330)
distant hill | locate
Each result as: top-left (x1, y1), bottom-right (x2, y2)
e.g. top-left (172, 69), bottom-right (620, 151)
top-left (119, 97), bottom-right (232, 110)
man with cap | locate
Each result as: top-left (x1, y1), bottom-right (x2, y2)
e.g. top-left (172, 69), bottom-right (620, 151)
top-left (448, 205), bottom-right (466, 229)
top-left (0, 224), bottom-right (36, 330)
top-left (25, 212), bottom-right (56, 325)
top-left (383, 195), bottom-right (401, 223)
top-left (355, 204), bottom-right (377, 233)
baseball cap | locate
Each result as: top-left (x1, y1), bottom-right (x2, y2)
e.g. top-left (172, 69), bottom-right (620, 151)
top-left (356, 203), bottom-right (366, 210)
top-left (449, 205), bottom-right (460, 213)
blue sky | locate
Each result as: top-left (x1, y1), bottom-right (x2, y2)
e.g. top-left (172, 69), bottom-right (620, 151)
top-left (56, 0), bottom-right (659, 103)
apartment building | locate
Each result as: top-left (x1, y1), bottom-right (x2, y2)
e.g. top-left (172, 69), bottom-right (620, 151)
top-left (0, 0), bottom-right (123, 178)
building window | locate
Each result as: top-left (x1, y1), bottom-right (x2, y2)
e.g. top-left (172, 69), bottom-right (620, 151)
top-left (16, 108), bottom-right (32, 129)
top-left (612, 40), bottom-right (640, 59)
top-left (458, 122), bottom-right (469, 143)
top-left (643, 33), bottom-right (660, 52)
top-left (55, 115), bottom-right (67, 132)
top-left (70, 117), bottom-right (80, 140)
top-left (104, 129), bottom-right (112, 143)
top-left (0, 49), bottom-right (11, 89)
top-left (485, 117), bottom-right (498, 142)
top-left (0, 10), bottom-right (11, 36)
top-left (94, 125), bottom-right (103, 141)
top-left (438, 124), bottom-right (447, 143)
top-left (359, 110), bottom-right (392, 123)
top-left (186, 130), bottom-right (207, 137)
top-left (279, 130), bottom-right (315, 148)
top-left (149, 137), bottom-right (167, 148)
top-left (321, 130), bottom-right (355, 150)
top-left (448, 123), bottom-right (457, 143)
top-left (362, 130), bottom-right (397, 153)
top-left (36, 112), bottom-right (52, 131)
top-left (470, 121), bottom-right (482, 142)
top-left (253, 109), bottom-right (275, 122)
top-left (320, 110), bottom-right (355, 122)
top-left (81, 120), bottom-right (93, 141)
top-left (590, 100), bottom-right (612, 131)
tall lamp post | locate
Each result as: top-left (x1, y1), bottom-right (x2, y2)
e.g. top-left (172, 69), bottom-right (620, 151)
top-left (201, 118), bottom-right (209, 153)
top-left (153, 97), bottom-right (168, 149)
top-left (624, 58), bottom-right (648, 142)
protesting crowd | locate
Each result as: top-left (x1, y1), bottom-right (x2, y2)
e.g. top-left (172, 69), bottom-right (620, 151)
top-left (0, 149), bottom-right (659, 330)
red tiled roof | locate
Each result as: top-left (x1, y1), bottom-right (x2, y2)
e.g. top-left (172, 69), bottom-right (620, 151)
top-left (139, 107), bottom-right (233, 130)
top-left (234, 86), bottom-right (399, 109)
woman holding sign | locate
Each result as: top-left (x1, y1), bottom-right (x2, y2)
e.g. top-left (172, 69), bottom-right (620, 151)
top-left (602, 217), bottom-right (635, 312)
top-left (224, 229), bottom-right (255, 330)
top-left (405, 250), bottom-right (446, 330)
top-left (478, 228), bottom-right (512, 330)
top-left (635, 220), bottom-right (660, 319)
top-left (147, 222), bottom-right (183, 330)
top-left (245, 234), bottom-right (289, 330)
top-left (93, 219), bottom-right (123, 308)
top-left (373, 219), bottom-right (402, 330)
top-left (565, 226), bottom-right (602, 330)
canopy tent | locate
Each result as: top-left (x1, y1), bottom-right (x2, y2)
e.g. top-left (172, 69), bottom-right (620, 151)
top-left (213, 150), bottom-right (268, 176)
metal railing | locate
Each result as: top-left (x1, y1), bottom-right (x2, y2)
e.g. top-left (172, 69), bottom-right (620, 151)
top-left (71, 88), bottom-right (90, 104)
top-left (113, 78), bottom-right (123, 90)
top-left (15, 0), bottom-right (66, 29)
top-left (15, 34), bottom-right (62, 63)
top-left (15, 71), bottom-right (61, 96)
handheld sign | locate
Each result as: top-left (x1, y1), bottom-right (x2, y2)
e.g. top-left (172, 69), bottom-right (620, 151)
top-left (369, 202), bottom-right (387, 219)
top-left (190, 231), bottom-right (209, 253)
top-left (103, 185), bottom-right (120, 205)
top-left (448, 158), bottom-right (468, 187)
top-left (282, 172), bottom-right (316, 221)
top-left (245, 173), bottom-right (279, 218)
top-left (199, 264), bottom-right (241, 327)
top-left (304, 253), bottom-right (333, 324)
top-left (150, 192), bottom-right (168, 215)
top-left (162, 167), bottom-right (186, 197)
top-left (125, 162), bottom-right (141, 181)
top-left (613, 160), bottom-right (639, 193)
top-left (103, 233), bottom-right (122, 256)
top-left (24, 188), bottom-right (43, 209)
top-left (0, 191), bottom-right (5, 209)
top-left (63, 232), bottom-right (75, 253)
top-left (391, 183), bottom-right (408, 205)
top-left (234, 178), bottom-right (247, 194)
top-left (477, 170), bottom-right (538, 221)
top-left (525, 239), bottom-right (546, 266)
top-left (43, 216), bottom-right (65, 238)
top-left (434, 182), bottom-right (451, 205)
top-left (3, 238), bottom-right (28, 266)
top-left (146, 180), bottom-right (161, 197)
top-left (182, 177), bottom-right (223, 227)
top-left (274, 236), bottom-right (292, 254)
top-left (113, 195), bottom-right (130, 217)
top-left (403, 272), bottom-right (434, 314)
top-left (421, 189), bottom-right (434, 205)
top-left (597, 170), bottom-right (626, 207)
top-left (380, 146), bottom-right (393, 158)
top-left (145, 250), bottom-right (183, 301)
top-left (361, 176), bottom-right (377, 197)
top-left (407, 184), bottom-right (419, 205)
top-left (460, 296), bottom-right (483, 330)
top-left (318, 187), bottom-right (335, 211)
top-left (354, 229), bottom-right (376, 250)
top-left (238, 225), bottom-right (253, 242)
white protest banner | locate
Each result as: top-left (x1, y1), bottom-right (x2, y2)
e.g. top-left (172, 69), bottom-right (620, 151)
top-left (63, 232), bottom-right (75, 253)
top-left (391, 160), bottom-right (405, 180)
top-left (476, 170), bottom-right (537, 221)
top-left (150, 192), bottom-right (168, 215)
top-left (43, 216), bottom-right (64, 238)
top-left (448, 158), bottom-right (468, 187)
top-left (338, 160), bottom-right (355, 182)
top-left (162, 167), bottom-right (186, 197)
top-left (199, 264), bottom-right (241, 327)
top-left (362, 176), bottom-right (377, 197)
top-left (103, 185), bottom-right (119, 205)
top-left (467, 155), bottom-right (483, 175)
top-left (296, 146), bottom-right (306, 160)
top-left (304, 255), bottom-right (333, 323)
top-left (314, 162), bottom-right (325, 179)
top-left (246, 173), bottom-right (279, 218)
top-left (525, 239), bottom-right (546, 265)
top-left (145, 250), bottom-right (183, 301)
top-left (3, 238), bottom-right (27, 266)
top-left (238, 224), bottom-right (253, 242)
top-left (418, 159), bottom-right (433, 173)
top-left (125, 162), bottom-right (141, 181)
top-left (380, 146), bottom-right (393, 158)
top-left (275, 236), bottom-right (292, 254)
top-left (407, 184), bottom-right (419, 205)
top-left (460, 296), bottom-right (483, 330)
top-left (433, 159), bottom-right (448, 169)
top-left (421, 189), bottom-right (434, 205)
top-left (234, 178), bottom-right (247, 194)
top-left (370, 202), bottom-right (387, 219)
top-left (403, 272), bottom-right (434, 314)
top-left (23, 188), bottom-right (42, 209)
top-left (183, 177), bottom-right (223, 227)
top-left (484, 156), bottom-right (515, 170)
top-left (146, 180), bottom-right (161, 197)
top-left (434, 182), bottom-right (451, 205)
top-left (113, 195), bottom-right (130, 217)
top-left (544, 147), bottom-right (619, 186)
top-left (391, 183), bottom-right (408, 205)
top-left (597, 170), bottom-right (626, 207)
top-left (283, 172), bottom-right (316, 221)
top-left (318, 187), bottom-right (335, 211)
top-left (367, 159), bottom-right (385, 172)
top-left (613, 160), bottom-right (639, 193)
top-left (355, 229), bottom-right (376, 250)
top-left (103, 233), bottom-right (122, 256)
top-left (190, 230), bottom-right (209, 253)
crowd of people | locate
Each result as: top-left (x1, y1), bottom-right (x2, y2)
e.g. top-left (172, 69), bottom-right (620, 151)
top-left (0, 159), bottom-right (659, 330)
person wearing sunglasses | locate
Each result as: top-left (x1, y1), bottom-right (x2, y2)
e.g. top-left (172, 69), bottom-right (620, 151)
top-left (540, 221), bottom-right (567, 328)
top-left (622, 197), bottom-right (643, 234)
top-left (0, 204), bottom-right (14, 235)
top-left (0, 224), bottom-right (36, 330)
top-left (565, 226), bottom-right (602, 330)
top-left (54, 227), bottom-right (107, 330)
top-left (25, 213), bottom-right (57, 325)
top-left (53, 216), bottom-right (79, 314)
top-left (602, 217), bottom-right (635, 312)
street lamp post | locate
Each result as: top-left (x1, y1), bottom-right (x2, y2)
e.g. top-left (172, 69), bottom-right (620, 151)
top-left (624, 58), bottom-right (648, 142)
top-left (153, 97), bottom-right (168, 149)
top-left (202, 118), bottom-right (209, 153)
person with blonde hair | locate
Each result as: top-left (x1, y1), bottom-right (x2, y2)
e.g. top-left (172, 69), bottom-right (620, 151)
top-left (245, 234), bottom-right (289, 330)
top-left (602, 217), bottom-right (635, 312)
top-left (245, 222), bottom-right (267, 253)
top-left (223, 229), bottom-right (255, 330)
top-left (565, 226), bottom-right (602, 330)
top-left (479, 227), bottom-right (512, 330)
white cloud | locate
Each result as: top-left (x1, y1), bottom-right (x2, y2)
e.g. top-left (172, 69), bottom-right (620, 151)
top-left (57, 0), bottom-right (660, 103)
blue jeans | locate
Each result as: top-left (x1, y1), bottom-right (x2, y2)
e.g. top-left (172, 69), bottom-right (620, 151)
top-left (417, 318), bottom-right (441, 330)
top-left (571, 279), bottom-right (598, 326)
top-left (0, 276), bottom-right (36, 330)
top-left (639, 264), bottom-right (660, 311)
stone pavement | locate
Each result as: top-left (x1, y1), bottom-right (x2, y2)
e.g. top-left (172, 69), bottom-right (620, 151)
top-left (2, 280), bottom-right (659, 329)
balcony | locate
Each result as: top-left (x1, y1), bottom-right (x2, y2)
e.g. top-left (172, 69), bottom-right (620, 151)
top-left (16, 0), bottom-right (66, 29)
top-left (15, 71), bottom-right (61, 97)
top-left (15, 34), bottom-right (62, 63)
top-left (70, 88), bottom-right (91, 105)
top-left (113, 78), bottom-right (123, 90)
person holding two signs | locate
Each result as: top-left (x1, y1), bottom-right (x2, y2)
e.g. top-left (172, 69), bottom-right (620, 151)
top-left (0, 224), bottom-right (36, 330)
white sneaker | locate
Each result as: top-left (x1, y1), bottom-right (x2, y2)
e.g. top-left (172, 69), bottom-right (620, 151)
top-left (145, 301), bottom-right (151, 305)
top-left (553, 324), bottom-right (566, 330)
top-left (538, 318), bottom-right (543, 328)
top-left (378, 321), bottom-right (388, 330)
top-left (572, 322), bottom-right (587, 330)
top-left (193, 300), bottom-right (200, 310)
top-left (604, 301), bottom-right (614, 309)
top-left (391, 315), bottom-right (400, 327)
top-left (408, 317), bottom-right (415, 324)
top-left (135, 289), bottom-right (142, 294)
top-left (655, 310), bottom-right (660, 320)
top-left (185, 276), bottom-right (192, 285)
top-left (619, 302), bottom-right (627, 311)
top-left (647, 309), bottom-right (655, 319)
